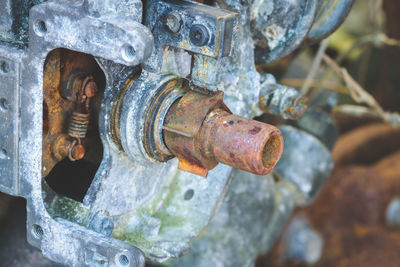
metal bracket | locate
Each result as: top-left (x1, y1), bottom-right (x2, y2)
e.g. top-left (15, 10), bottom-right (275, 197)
top-left (0, 0), bottom-right (152, 265)
top-left (143, 0), bottom-right (237, 88)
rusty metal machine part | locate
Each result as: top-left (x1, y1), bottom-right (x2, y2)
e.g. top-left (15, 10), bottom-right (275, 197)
top-left (140, 76), bottom-right (283, 176)
top-left (42, 49), bottom-right (103, 177)
top-left (259, 82), bottom-right (308, 120)
top-left (0, 0), bottom-right (353, 266)
top-left (163, 90), bottom-right (283, 176)
top-left (142, 77), bottom-right (188, 162)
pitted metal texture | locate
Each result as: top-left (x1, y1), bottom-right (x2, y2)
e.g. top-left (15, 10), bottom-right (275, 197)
top-left (0, 0), bottom-right (353, 266)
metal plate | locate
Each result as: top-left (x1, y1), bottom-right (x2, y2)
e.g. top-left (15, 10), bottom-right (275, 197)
top-left (0, 54), bottom-right (19, 196)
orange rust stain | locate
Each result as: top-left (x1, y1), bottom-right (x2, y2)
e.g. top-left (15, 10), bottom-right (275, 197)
top-left (178, 158), bottom-right (208, 177)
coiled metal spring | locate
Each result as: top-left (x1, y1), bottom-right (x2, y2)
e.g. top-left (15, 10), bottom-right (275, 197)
top-left (68, 112), bottom-right (90, 139)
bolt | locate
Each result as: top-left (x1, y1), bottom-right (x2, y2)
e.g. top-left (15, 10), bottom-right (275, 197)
top-left (386, 197), bottom-right (400, 227)
top-left (189, 24), bottom-right (210, 46)
top-left (52, 135), bottom-right (73, 161)
top-left (88, 210), bottom-right (114, 236)
top-left (69, 142), bottom-right (86, 161)
top-left (82, 76), bottom-right (98, 99)
top-left (63, 71), bottom-right (98, 102)
top-left (52, 135), bottom-right (86, 161)
top-left (259, 83), bottom-right (308, 120)
top-left (165, 12), bottom-right (182, 33)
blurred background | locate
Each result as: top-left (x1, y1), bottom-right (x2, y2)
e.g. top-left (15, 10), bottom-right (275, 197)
top-left (1, 0), bottom-right (400, 266)
top-left (256, 0), bottom-right (400, 266)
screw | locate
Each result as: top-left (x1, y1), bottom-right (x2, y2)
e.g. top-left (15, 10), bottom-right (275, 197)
top-left (165, 12), bottom-right (182, 33)
top-left (82, 76), bottom-right (98, 99)
top-left (63, 71), bottom-right (97, 102)
top-left (68, 140), bottom-right (86, 161)
top-left (189, 24), bottom-right (210, 46)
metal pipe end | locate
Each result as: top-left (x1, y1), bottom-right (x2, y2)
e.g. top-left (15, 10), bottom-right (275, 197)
top-left (210, 114), bottom-right (284, 176)
top-left (261, 129), bottom-right (284, 173)
top-left (162, 90), bottom-right (284, 177)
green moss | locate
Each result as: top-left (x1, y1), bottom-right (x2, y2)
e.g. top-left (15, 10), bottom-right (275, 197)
top-left (112, 172), bottom-right (190, 252)
top-left (47, 196), bottom-right (90, 226)
top-left (113, 226), bottom-right (153, 249)
top-left (151, 176), bottom-right (188, 231)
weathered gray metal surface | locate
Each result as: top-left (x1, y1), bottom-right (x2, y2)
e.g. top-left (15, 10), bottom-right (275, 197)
top-left (0, 0), bottom-right (153, 266)
top-left (251, 0), bottom-right (355, 64)
top-left (308, 0), bottom-right (355, 43)
top-left (0, 193), bottom-right (61, 267)
top-left (297, 107), bottom-right (339, 150)
top-left (0, 0), bottom-right (350, 266)
top-left (0, 0), bottom-right (13, 41)
top-left (0, 0), bottom-right (47, 48)
top-left (251, 0), bottom-right (318, 64)
top-left (0, 48), bottom-right (21, 196)
top-left (275, 126), bottom-right (333, 205)
top-left (165, 125), bottom-right (333, 267)
top-left (82, 62), bottom-right (234, 261)
top-left (29, 0), bottom-right (153, 66)
top-left (166, 172), bottom-right (297, 267)
top-left (282, 216), bottom-right (323, 264)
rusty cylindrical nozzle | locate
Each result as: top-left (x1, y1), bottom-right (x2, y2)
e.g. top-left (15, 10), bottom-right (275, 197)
top-left (163, 90), bottom-right (283, 177)
top-left (202, 109), bottom-right (283, 175)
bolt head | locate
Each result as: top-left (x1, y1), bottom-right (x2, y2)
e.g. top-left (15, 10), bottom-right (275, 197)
top-left (189, 24), bottom-right (210, 46)
top-left (166, 12), bottom-right (182, 33)
top-left (84, 80), bottom-right (98, 98)
top-left (71, 144), bottom-right (85, 160)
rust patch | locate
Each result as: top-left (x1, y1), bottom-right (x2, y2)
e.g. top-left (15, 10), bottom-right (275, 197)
top-left (42, 49), bottom-right (105, 177)
top-left (258, 124), bottom-right (400, 267)
top-left (249, 126), bottom-right (262, 135)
